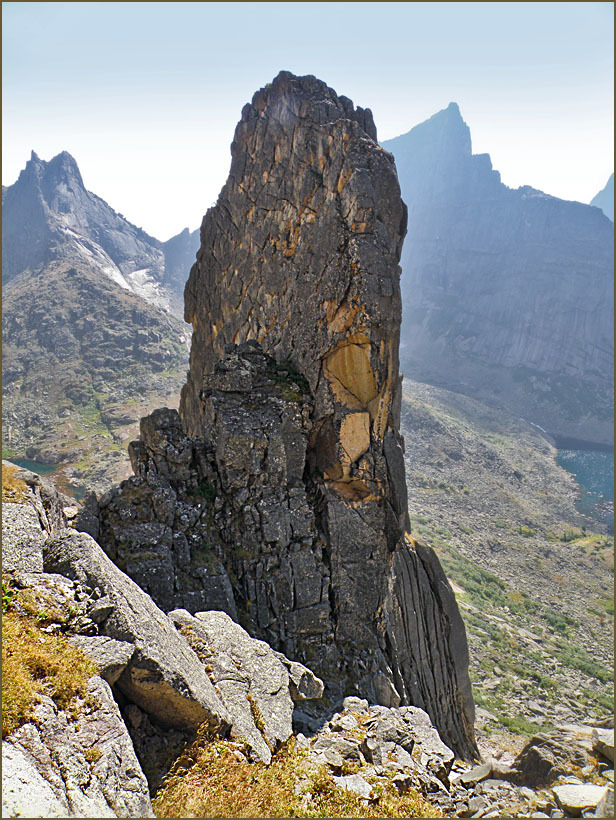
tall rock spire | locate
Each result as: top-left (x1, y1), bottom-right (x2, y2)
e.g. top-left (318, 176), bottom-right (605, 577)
top-left (177, 71), bottom-right (476, 757)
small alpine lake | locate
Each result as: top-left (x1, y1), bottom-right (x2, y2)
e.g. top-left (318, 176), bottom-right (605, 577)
top-left (556, 448), bottom-right (614, 530)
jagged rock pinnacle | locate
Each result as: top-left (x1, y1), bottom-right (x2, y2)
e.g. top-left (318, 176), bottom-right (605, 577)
top-left (176, 71), bottom-right (476, 757)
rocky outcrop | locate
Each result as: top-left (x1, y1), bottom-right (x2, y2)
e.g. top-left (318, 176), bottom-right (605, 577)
top-left (43, 528), bottom-right (232, 734)
top-left (382, 104), bottom-right (614, 447)
top-left (97, 72), bottom-right (476, 759)
top-left (2, 677), bottom-right (154, 818)
top-left (169, 608), bottom-right (313, 763)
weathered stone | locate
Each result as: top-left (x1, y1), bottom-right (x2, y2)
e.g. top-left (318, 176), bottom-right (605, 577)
top-left (460, 762), bottom-right (493, 785)
top-left (2, 743), bottom-right (69, 818)
top-left (68, 635), bottom-right (135, 686)
top-left (2, 675), bottom-right (153, 817)
top-left (2, 501), bottom-right (46, 572)
top-left (592, 727), bottom-right (614, 762)
top-left (169, 609), bottom-right (293, 763)
top-left (272, 650), bottom-right (324, 701)
top-left (508, 730), bottom-right (592, 787)
top-left (73, 490), bottom-right (100, 540)
top-left (331, 773), bottom-right (373, 800)
top-left (99, 71), bottom-right (475, 759)
top-left (553, 784), bottom-right (608, 817)
top-left (43, 529), bottom-right (231, 734)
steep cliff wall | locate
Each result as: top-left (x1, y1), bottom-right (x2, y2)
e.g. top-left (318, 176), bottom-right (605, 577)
top-left (99, 72), bottom-right (476, 758)
top-left (383, 104), bottom-right (614, 447)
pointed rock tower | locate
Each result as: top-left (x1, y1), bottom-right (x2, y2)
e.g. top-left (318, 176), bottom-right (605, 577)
top-left (98, 72), bottom-right (476, 759)
top-left (178, 72), bottom-right (476, 756)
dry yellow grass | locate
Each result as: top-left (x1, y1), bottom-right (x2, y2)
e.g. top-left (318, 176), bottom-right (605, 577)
top-left (1, 462), bottom-right (30, 503)
top-left (153, 729), bottom-right (442, 818)
top-left (2, 609), bottom-right (97, 737)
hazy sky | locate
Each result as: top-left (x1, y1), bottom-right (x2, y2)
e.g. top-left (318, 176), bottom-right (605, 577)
top-left (3, 1), bottom-right (613, 240)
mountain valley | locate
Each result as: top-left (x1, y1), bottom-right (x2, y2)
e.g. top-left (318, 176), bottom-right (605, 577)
top-left (2, 72), bottom-right (613, 820)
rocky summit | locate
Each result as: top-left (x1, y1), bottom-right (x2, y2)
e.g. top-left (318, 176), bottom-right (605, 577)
top-left (1, 152), bottom-right (201, 493)
top-left (382, 104), bottom-right (614, 448)
top-left (2, 150), bottom-right (194, 316)
top-left (94, 71), bottom-right (477, 760)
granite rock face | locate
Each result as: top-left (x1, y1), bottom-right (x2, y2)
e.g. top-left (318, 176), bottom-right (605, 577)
top-left (2, 676), bottom-right (154, 818)
top-left (382, 104), bottom-right (614, 447)
top-left (98, 73), bottom-right (476, 758)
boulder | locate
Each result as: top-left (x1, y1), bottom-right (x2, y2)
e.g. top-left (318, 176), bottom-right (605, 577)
top-left (2, 675), bottom-right (153, 817)
top-left (68, 635), bottom-right (135, 686)
top-left (592, 727), bottom-right (614, 762)
top-left (552, 784), bottom-right (609, 817)
top-left (504, 730), bottom-right (592, 787)
top-left (332, 773), bottom-right (373, 800)
top-left (43, 529), bottom-right (231, 733)
top-left (168, 608), bottom-right (294, 763)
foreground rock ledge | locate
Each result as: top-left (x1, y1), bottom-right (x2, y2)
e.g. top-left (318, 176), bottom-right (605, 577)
top-left (98, 71), bottom-right (477, 759)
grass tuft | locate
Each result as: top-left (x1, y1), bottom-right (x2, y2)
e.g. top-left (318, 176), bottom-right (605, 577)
top-left (2, 608), bottom-right (97, 737)
top-left (2, 463), bottom-right (30, 503)
top-left (153, 730), bottom-right (440, 818)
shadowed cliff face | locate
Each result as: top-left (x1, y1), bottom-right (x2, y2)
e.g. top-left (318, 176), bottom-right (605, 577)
top-left (382, 105), bottom-right (614, 447)
top-left (171, 72), bottom-right (476, 757)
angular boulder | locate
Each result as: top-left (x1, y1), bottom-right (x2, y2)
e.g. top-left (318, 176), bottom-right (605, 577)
top-left (169, 609), bottom-right (297, 763)
top-left (43, 529), bottom-right (231, 733)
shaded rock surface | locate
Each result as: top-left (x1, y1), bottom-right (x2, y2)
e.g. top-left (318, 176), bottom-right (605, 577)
top-left (2, 676), bottom-right (154, 818)
top-left (383, 104), bottom-right (614, 447)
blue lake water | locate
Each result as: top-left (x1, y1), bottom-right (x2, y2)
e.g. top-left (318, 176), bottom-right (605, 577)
top-left (6, 457), bottom-right (85, 500)
top-left (556, 449), bottom-right (614, 530)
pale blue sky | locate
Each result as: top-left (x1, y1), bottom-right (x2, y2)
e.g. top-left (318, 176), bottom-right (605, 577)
top-left (3, 2), bottom-right (613, 239)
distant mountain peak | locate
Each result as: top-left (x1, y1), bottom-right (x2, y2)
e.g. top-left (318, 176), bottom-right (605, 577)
top-left (590, 173), bottom-right (614, 222)
top-left (383, 102), bottom-right (471, 163)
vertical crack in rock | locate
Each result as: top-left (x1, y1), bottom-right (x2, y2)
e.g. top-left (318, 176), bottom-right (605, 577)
top-left (99, 71), bottom-right (477, 759)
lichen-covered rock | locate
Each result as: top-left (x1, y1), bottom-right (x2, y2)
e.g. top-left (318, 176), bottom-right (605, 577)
top-left (68, 635), bottom-right (135, 686)
top-left (43, 529), bottom-right (231, 734)
top-left (180, 71), bottom-right (476, 757)
top-left (169, 608), bottom-right (296, 763)
top-left (2, 675), bottom-right (154, 818)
